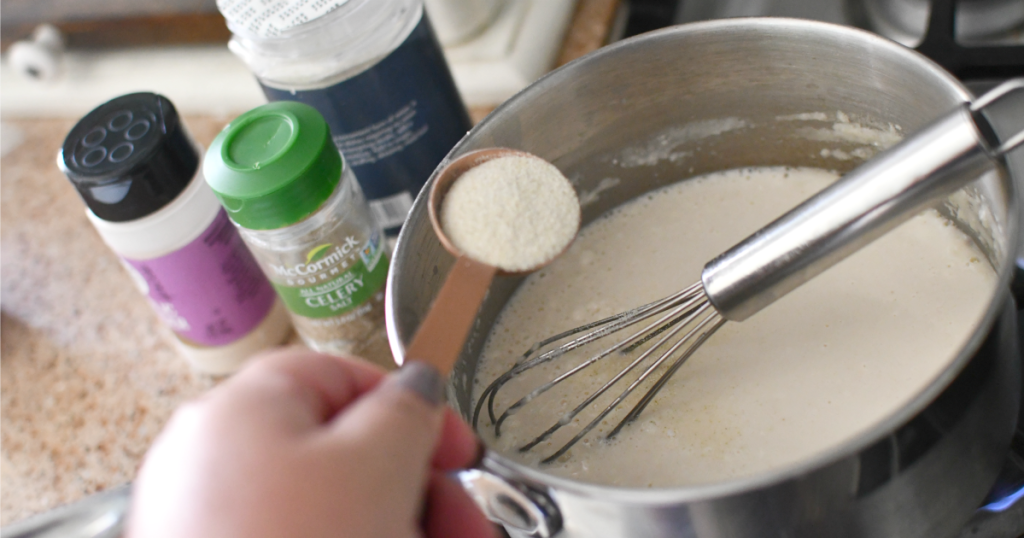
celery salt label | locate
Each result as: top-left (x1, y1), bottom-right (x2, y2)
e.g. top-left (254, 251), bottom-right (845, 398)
top-left (268, 233), bottom-right (388, 319)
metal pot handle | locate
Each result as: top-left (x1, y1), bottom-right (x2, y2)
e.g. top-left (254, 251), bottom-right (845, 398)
top-left (457, 467), bottom-right (563, 538)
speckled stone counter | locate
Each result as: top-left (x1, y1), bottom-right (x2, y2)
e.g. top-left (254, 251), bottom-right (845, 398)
top-left (0, 0), bottom-right (619, 525)
top-left (2, 116), bottom-right (249, 524)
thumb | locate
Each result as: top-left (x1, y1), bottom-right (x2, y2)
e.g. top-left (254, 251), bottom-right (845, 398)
top-left (326, 362), bottom-right (447, 513)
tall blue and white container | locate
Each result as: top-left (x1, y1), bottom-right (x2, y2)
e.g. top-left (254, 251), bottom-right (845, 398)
top-left (218, 0), bottom-right (472, 238)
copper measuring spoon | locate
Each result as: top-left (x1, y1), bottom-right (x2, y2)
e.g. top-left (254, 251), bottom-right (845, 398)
top-left (402, 148), bottom-right (580, 375)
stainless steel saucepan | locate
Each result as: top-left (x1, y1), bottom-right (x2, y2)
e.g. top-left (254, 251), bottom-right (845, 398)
top-left (387, 18), bottom-right (1022, 538)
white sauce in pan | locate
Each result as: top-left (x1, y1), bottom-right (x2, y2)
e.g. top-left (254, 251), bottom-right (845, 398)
top-left (473, 166), bottom-right (996, 487)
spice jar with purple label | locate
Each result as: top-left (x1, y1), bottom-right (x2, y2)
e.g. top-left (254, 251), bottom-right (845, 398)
top-left (58, 92), bottom-right (293, 374)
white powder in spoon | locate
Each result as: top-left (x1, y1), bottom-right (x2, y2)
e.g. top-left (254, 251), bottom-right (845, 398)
top-left (441, 155), bottom-right (580, 272)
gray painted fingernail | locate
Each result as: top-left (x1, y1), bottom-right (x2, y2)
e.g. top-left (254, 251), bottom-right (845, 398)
top-left (391, 362), bottom-right (445, 406)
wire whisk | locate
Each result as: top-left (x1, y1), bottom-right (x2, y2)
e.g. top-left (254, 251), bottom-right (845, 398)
top-left (472, 283), bottom-right (725, 463)
top-left (471, 78), bottom-right (1024, 464)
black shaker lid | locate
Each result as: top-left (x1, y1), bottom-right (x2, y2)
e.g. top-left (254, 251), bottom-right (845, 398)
top-left (58, 92), bottom-right (198, 222)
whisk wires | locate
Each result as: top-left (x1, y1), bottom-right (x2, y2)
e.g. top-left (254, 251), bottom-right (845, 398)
top-left (472, 282), bottom-right (726, 464)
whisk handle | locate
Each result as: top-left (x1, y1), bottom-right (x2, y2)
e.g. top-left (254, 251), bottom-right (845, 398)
top-left (702, 78), bottom-right (1024, 322)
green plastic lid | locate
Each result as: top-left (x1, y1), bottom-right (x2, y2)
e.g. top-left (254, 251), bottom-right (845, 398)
top-left (203, 101), bottom-right (341, 230)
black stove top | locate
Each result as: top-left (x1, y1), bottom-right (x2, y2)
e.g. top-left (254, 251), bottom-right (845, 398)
top-left (626, 0), bottom-right (1024, 87)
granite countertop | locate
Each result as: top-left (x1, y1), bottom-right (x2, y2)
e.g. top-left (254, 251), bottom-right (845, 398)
top-left (2, 116), bottom-right (221, 522)
top-left (0, 0), bottom-right (620, 525)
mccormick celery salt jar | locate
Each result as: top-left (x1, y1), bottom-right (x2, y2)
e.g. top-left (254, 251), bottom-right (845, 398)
top-left (203, 101), bottom-right (391, 365)
top-left (217, 0), bottom-right (472, 238)
top-left (58, 93), bottom-right (292, 375)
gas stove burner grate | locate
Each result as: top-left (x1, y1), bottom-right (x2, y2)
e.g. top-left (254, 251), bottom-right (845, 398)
top-left (914, 0), bottom-right (1024, 81)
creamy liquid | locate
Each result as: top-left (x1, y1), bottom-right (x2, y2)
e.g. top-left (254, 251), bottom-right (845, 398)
top-left (473, 167), bottom-right (996, 488)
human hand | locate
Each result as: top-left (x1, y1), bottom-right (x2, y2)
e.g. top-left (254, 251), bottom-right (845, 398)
top-left (126, 347), bottom-right (497, 538)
